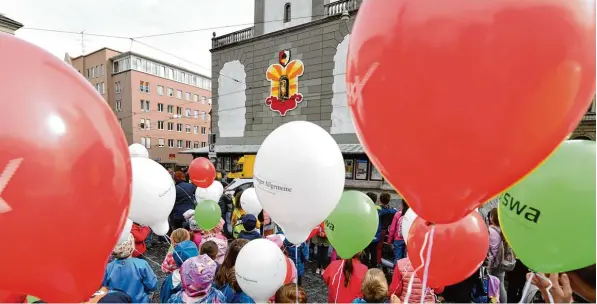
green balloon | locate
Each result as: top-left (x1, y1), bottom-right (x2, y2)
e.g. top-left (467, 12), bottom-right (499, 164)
top-left (325, 191), bottom-right (379, 259)
top-left (194, 200), bottom-right (222, 230)
top-left (499, 140), bottom-right (595, 273)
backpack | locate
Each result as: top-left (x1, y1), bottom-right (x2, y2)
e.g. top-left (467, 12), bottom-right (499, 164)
top-left (471, 268), bottom-right (489, 303)
top-left (379, 210), bottom-right (394, 232)
top-left (397, 216), bottom-right (405, 239)
top-left (489, 226), bottom-right (516, 272)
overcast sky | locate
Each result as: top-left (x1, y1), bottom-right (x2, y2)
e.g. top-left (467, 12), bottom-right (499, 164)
top-left (3, 0), bottom-right (255, 76)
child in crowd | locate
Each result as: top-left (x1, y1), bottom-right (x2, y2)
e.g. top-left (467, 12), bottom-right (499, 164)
top-left (214, 239), bottom-right (249, 289)
top-left (389, 257), bottom-right (443, 303)
top-left (238, 214), bottom-right (261, 241)
top-left (191, 217), bottom-right (228, 264)
top-left (311, 222), bottom-right (330, 275)
top-left (167, 255), bottom-right (226, 303)
top-left (388, 202), bottom-right (408, 263)
top-left (353, 269), bottom-right (388, 303)
top-left (162, 229), bottom-right (191, 273)
top-left (223, 267), bottom-right (255, 303)
top-left (200, 241), bottom-right (220, 274)
top-left (284, 238), bottom-right (309, 286)
top-left (131, 222), bottom-right (151, 258)
top-left (103, 233), bottom-right (158, 303)
top-left (88, 286), bottom-right (133, 303)
top-left (231, 189), bottom-right (261, 238)
top-left (274, 283), bottom-right (308, 303)
top-left (160, 240), bottom-right (199, 303)
top-left (323, 252), bottom-right (368, 303)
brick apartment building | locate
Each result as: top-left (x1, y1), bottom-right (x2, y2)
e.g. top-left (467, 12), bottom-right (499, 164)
top-left (69, 48), bottom-right (212, 168)
top-left (184, 0), bottom-right (595, 193)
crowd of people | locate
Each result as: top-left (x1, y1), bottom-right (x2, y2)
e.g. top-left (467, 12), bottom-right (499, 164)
top-left (25, 171), bottom-right (594, 303)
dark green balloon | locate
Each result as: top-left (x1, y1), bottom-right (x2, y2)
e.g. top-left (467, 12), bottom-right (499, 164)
top-left (325, 191), bottom-right (379, 259)
top-left (499, 140), bottom-right (595, 273)
top-left (194, 200), bottom-right (222, 230)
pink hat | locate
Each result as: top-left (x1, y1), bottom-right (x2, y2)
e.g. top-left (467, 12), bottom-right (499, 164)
top-left (266, 234), bottom-right (286, 248)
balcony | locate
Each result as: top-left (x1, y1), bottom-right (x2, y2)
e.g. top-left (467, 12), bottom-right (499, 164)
top-left (583, 112), bottom-right (596, 121)
top-left (212, 27), bottom-right (254, 49)
top-left (324, 0), bottom-right (362, 16)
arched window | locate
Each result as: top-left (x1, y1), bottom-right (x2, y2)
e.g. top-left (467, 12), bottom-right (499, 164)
top-left (284, 3), bottom-right (291, 23)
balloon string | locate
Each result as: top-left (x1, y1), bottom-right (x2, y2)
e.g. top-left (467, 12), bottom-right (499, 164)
top-left (419, 226), bottom-right (435, 304)
top-left (295, 244), bottom-right (299, 304)
top-left (518, 272), bottom-right (535, 303)
top-left (403, 229), bottom-right (431, 304)
top-left (518, 272), bottom-right (554, 304)
top-left (536, 273), bottom-right (555, 304)
top-left (133, 250), bottom-right (163, 268)
top-left (330, 259), bottom-right (344, 304)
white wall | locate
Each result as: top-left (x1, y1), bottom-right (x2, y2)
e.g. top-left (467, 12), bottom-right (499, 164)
top-left (217, 60), bottom-right (247, 138)
top-left (330, 34), bottom-right (355, 134)
top-left (263, 0), bottom-right (312, 35)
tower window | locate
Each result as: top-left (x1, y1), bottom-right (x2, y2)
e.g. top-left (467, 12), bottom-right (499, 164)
top-left (284, 3), bottom-right (291, 23)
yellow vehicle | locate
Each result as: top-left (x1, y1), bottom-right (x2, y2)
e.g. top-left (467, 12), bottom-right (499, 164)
top-left (227, 155), bottom-right (256, 180)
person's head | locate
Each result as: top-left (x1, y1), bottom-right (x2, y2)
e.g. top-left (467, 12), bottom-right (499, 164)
top-left (380, 192), bottom-right (391, 206)
top-left (266, 234), bottom-right (286, 249)
top-left (226, 267), bottom-right (241, 293)
top-left (366, 192), bottom-right (378, 204)
top-left (200, 241), bottom-right (218, 262)
top-left (489, 208), bottom-right (499, 226)
top-left (567, 264), bottom-right (596, 302)
top-left (274, 283), bottom-right (308, 303)
top-left (173, 240), bottom-right (199, 268)
top-left (401, 200), bottom-right (409, 216)
top-left (180, 255), bottom-right (218, 297)
top-left (214, 239), bottom-right (249, 287)
top-left (171, 228), bottom-right (190, 246)
top-left (361, 269), bottom-right (388, 303)
top-left (242, 214), bottom-right (257, 231)
top-left (343, 252), bottom-right (362, 287)
top-left (112, 233), bottom-right (135, 259)
top-left (203, 218), bottom-right (225, 235)
top-left (174, 171), bottom-right (186, 183)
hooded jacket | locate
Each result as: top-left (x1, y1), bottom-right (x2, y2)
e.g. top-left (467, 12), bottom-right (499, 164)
top-left (374, 205), bottom-right (397, 243)
top-left (389, 258), bottom-right (443, 303)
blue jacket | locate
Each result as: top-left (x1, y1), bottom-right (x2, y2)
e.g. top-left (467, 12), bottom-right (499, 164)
top-left (374, 206), bottom-right (397, 243)
top-left (238, 230), bottom-right (261, 241)
top-left (222, 284), bottom-right (255, 303)
top-left (160, 272), bottom-right (182, 304)
top-left (284, 240), bottom-right (309, 277)
top-left (103, 257), bottom-right (158, 303)
top-left (172, 181), bottom-right (197, 219)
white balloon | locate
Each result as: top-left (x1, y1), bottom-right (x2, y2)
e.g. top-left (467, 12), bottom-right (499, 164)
top-left (195, 180), bottom-right (224, 203)
top-left (236, 239), bottom-right (287, 302)
top-left (401, 208), bottom-right (418, 245)
top-left (129, 143), bottom-right (149, 158)
top-left (254, 121), bottom-right (345, 244)
top-left (116, 218), bottom-right (133, 245)
top-left (240, 188), bottom-right (262, 216)
top-left (129, 158), bottom-right (175, 236)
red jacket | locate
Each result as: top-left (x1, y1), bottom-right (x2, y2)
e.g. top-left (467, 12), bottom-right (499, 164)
top-left (389, 258), bottom-right (443, 303)
top-left (323, 258), bottom-right (368, 303)
top-left (130, 224), bottom-right (151, 257)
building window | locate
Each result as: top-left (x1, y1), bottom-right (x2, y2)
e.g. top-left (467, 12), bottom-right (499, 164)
top-left (201, 96), bottom-right (206, 104)
top-left (115, 99), bottom-right (122, 112)
top-left (140, 100), bottom-right (145, 111)
top-left (157, 103), bottom-right (164, 112)
top-left (284, 3), bottom-right (291, 22)
top-left (185, 124), bottom-right (191, 133)
top-left (157, 85), bottom-right (164, 96)
top-left (99, 82), bottom-right (105, 94)
top-left (167, 105), bottom-right (174, 114)
top-left (141, 137), bottom-right (146, 147)
top-left (118, 118), bottom-right (122, 127)
top-left (145, 119), bottom-right (151, 130)
top-left (202, 112), bottom-right (206, 120)
top-left (145, 82), bottom-right (150, 93)
top-left (158, 138), bottom-right (165, 147)
top-left (201, 127), bottom-right (206, 134)
top-left (145, 137), bottom-right (151, 149)
top-left (158, 66), bottom-right (165, 77)
top-left (167, 87), bottom-right (174, 97)
top-left (176, 90), bottom-right (182, 99)
top-left (193, 141), bottom-right (199, 149)
top-left (168, 139), bottom-right (174, 148)
top-left (185, 108), bottom-right (191, 117)
top-left (177, 107), bottom-right (182, 116)
top-left (177, 140), bottom-right (183, 148)
top-left (185, 141), bottom-right (192, 149)
top-left (140, 118), bottom-right (146, 129)
top-left (86, 69), bottom-right (91, 78)
top-left (158, 121), bottom-right (164, 130)
top-left (201, 142), bottom-right (206, 148)
top-left (167, 68), bottom-right (174, 80)
top-left (115, 81), bottom-right (121, 93)
top-left (177, 123), bottom-right (183, 132)
top-left (167, 122), bottom-right (174, 131)
top-left (208, 98), bottom-right (212, 105)
top-left (145, 100), bottom-right (150, 112)
top-left (194, 110), bottom-right (199, 119)
top-left (139, 81), bottom-right (144, 92)
top-left (99, 64), bottom-right (104, 76)
top-left (194, 125), bottom-right (199, 134)
top-left (193, 94), bottom-right (198, 102)
top-left (185, 92), bottom-right (191, 101)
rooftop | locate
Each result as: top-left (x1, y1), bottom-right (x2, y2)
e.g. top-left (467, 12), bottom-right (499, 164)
top-left (180, 143), bottom-right (364, 154)
top-left (0, 13), bottom-right (24, 29)
top-left (111, 51), bottom-right (210, 80)
top-left (69, 47), bottom-right (122, 61)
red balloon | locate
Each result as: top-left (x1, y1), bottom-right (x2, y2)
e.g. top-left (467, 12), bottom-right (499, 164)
top-left (0, 34), bottom-right (131, 301)
top-left (0, 291), bottom-right (26, 303)
top-left (347, 0), bottom-right (596, 224)
top-left (189, 157), bottom-right (216, 188)
top-left (407, 212), bottom-right (489, 288)
top-left (283, 256), bottom-right (295, 284)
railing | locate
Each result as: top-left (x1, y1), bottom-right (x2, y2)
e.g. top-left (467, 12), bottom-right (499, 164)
top-left (324, 0), bottom-right (362, 16)
top-left (212, 27), bottom-right (254, 49)
top-left (583, 112), bottom-right (596, 121)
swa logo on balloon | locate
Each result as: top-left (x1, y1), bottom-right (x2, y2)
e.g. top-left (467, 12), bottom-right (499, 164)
top-left (500, 192), bottom-right (541, 223)
top-left (324, 220), bottom-right (335, 232)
